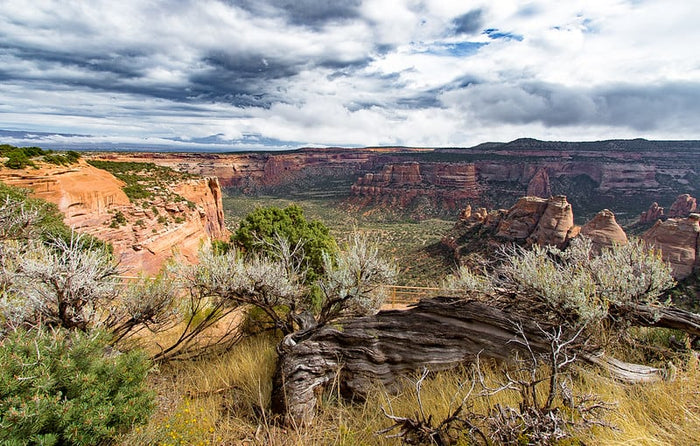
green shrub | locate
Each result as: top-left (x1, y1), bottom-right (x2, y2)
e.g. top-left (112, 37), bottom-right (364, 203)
top-left (232, 204), bottom-right (337, 283)
top-left (0, 328), bottom-right (154, 446)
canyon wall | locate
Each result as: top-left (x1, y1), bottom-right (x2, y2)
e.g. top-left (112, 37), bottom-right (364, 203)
top-left (0, 161), bottom-right (228, 275)
top-left (87, 139), bottom-right (700, 221)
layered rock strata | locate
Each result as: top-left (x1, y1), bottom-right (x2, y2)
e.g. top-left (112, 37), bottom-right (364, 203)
top-left (0, 161), bottom-right (228, 274)
top-left (87, 139), bottom-right (700, 219)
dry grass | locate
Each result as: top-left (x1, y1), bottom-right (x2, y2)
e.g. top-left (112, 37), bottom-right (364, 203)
top-left (577, 357), bottom-right (700, 445)
top-left (118, 333), bottom-right (700, 445)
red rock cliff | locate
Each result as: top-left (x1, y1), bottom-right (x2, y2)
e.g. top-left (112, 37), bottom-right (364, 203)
top-left (0, 161), bottom-right (229, 275)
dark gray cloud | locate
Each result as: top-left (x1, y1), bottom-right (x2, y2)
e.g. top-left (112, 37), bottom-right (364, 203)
top-left (228, 0), bottom-right (362, 26)
top-left (452, 9), bottom-right (484, 35)
top-left (1, 1), bottom-right (699, 149)
top-left (190, 52), bottom-right (301, 106)
top-left (445, 81), bottom-right (700, 131)
top-left (0, 45), bottom-right (146, 79)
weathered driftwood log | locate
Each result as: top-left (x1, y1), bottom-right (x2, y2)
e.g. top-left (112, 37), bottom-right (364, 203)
top-left (626, 303), bottom-right (700, 337)
top-left (271, 297), bottom-right (698, 425)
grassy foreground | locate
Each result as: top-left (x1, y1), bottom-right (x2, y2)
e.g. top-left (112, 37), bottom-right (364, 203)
top-left (119, 334), bottom-right (699, 445)
top-left (115, 192), bottom-right (700, 445)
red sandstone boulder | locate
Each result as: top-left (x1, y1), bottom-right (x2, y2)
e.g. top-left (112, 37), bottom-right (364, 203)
top-left (639, 202), bottom-right (664, 224)
top-left (527, 195), bottom-right (577, 248)
top-left (642, 214), bottom-right (700, 279)
top-left (496, 196), bottom-right (549, 241)
top-left (581, 209), bottom-right (628, 249)
top-left (668, 194), bottom-right (697, 218)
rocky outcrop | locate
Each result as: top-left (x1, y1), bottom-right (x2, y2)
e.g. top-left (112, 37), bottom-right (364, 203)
top-left (527, 196), bottom-right (577, 247)
top-left (526, 168), bottom-right (551, 198)
top-left (642, 214), bottom-right (700, 279)
top-left (446, 195), bottom-right (700, 280)
top-left (668, 194), bottom-right (697, 218)
top-left (494, 196), bottom-right (577, 248)
top-left (581, 209), bottom-right (628, 249)
top-left (443, 196), bottom-right (578, 264)
top-left (640, 202), bottom-right (665, 224)
top-left (638, 194), bottom-right (698, 225)
top-left (0, 161), bottom-right (229, 275)
top-left (495, 197), bottom-right (549, 241)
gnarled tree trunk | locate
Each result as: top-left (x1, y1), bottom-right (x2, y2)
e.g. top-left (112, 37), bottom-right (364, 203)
top-left (271, 297), bottom-right (698, 425)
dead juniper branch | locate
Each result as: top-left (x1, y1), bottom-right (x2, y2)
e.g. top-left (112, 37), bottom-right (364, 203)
top-left (378, 323), bottom-right (615, 445)
top-left (480, 322), bottom-right (615, 445)
top-left (379, 367), bottom-right (487, 446)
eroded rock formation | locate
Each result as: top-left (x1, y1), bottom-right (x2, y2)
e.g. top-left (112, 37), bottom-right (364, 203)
top-left (442, 196), bottom-right (579, 264)
top-left (526, 168), bottom-right (552, 198)
top-left (0, 161), bottom-right (131, 226)
top-left (350, 162), bottom-right (480, 216)
top-left (668, 194), bottom-right (698, 218)
top-left (494, 196), bottom-right (577, 248)
top-left (642, 214), bottom-right (700, 279)
top-left (581, 209), bottom-right (628, 249)
top-left (445, 195), bottom-right (700, 280)
top-left (640, 202), bottom-right (665, 224)
top-left (639, 194), bottom-right (698, 224)
top-left (88, 139), bottom-right (700, 220)
top-left (0, 161), bottom-right (228, 274)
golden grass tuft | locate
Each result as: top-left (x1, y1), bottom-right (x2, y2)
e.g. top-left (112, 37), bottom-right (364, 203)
top-left (120, 335), bottom-right (700, 445)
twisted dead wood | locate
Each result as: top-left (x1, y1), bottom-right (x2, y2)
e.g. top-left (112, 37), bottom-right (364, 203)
top-left (272, 297), bottom-right (697, 424)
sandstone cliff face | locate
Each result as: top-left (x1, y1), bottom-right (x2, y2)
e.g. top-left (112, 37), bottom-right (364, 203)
top-left (0, 161), bottom-right (228, 275)
top-left (349, 162), bottom-right (480, 216)
top-left (642, 214), bottom-right (700, 279)
top-left (526, 168), bottom-right (552, 198)
top-left (172, 177), bottom-right (227, 239)
top-left (581, 209), bottom-right (628, 249)
top-left (0, 161), bottom-right (131, 226)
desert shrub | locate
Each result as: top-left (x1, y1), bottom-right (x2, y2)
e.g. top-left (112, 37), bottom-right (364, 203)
top-left (445, 237), bottom-right (675, 335)
top-left (0, 145), bottom-right (46, 169)
top-left (42, 151), bottom-right (81, 166)
top-left (111, 210), bottom-right (127, 228)
top-left (0, 232), bottom-right (119, 332)
top-left (0, 328), bottom-right (154, 446)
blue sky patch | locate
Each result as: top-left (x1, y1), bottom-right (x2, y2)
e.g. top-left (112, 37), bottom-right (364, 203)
top-left (483, 28), bottom-right (524, 41)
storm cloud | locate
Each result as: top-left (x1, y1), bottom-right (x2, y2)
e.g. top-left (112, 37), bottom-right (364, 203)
top-left (0, 0), bottom-right (699, 150)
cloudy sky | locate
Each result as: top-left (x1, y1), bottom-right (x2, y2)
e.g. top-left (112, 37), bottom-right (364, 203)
top-left (1, 0), bottom-right (699, 150)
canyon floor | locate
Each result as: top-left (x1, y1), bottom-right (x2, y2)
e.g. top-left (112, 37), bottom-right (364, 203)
top-left (222, 192), bottom-right (456, 286)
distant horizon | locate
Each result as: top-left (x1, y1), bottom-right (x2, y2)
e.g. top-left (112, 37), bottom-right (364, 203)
top-left (1, 2), bottom-right (699, 151)
top-left (3, 129), bottom-right (700, 154)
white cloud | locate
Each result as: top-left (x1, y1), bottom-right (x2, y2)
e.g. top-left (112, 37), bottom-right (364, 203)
top-left (0, 0), bottom-right (699, 150)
